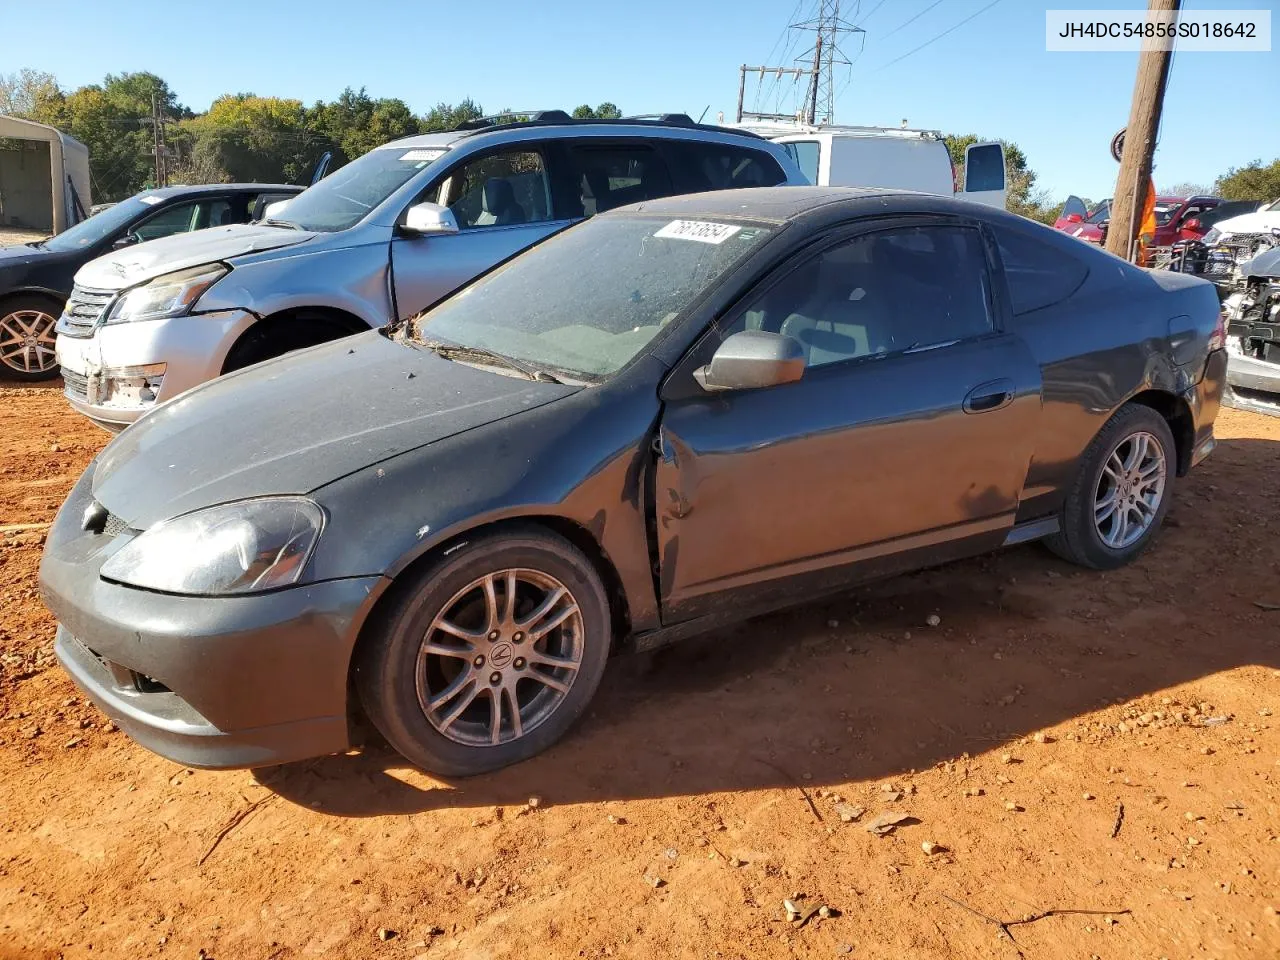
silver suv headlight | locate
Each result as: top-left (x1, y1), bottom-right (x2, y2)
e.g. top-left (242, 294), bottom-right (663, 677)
top-left (1202, 227), bottom-right (1221, 245)
top-left (100, 497), bottom-right (323, 595)
top-left (105, 263), bottom-right (229, 325)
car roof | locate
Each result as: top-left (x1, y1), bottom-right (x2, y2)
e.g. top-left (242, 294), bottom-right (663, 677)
top-left (605, 185), bottom-right (911, 223)
top-left (378, 117), bottom-right (772, 152)
top-left (131, 183), bottom-right (302, 199)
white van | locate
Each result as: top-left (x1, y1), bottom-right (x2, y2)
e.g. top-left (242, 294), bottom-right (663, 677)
top-left (734, 121), bottom-right (1007, 209)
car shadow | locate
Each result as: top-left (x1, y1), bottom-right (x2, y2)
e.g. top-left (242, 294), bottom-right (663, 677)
top-left (253, 435), bottom-right (1280, 817)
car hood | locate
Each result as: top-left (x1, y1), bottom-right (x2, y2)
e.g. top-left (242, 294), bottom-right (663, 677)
top-left (0, 241), bottom-right (58, 269)
top-left (91, 331), bottom-right (578, 528)
top-left (74, 224), bottom-right (314, 291)
top-left (1243, 245), bottom-right (1280, 280)
top-left (1213, 211), bottom-right (1280, 236)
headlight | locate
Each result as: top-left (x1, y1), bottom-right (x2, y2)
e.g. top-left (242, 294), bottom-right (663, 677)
top-left (1202, 228), bottom-right (1221, 245)
top-left (100, 497), bottom-right (323, 595)
top-left (105, 263), bottom-right (228, 325)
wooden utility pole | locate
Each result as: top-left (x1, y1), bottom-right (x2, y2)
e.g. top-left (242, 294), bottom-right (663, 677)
top-left (1105, 0), bottom-right (1180, 260)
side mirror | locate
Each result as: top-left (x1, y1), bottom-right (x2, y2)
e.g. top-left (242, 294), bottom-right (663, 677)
top-left (1064, 213), bottom-right (1083, 224)
top-left (694, 330), bottom-right (805, 393)
top-left (1183, 217), bottom-right (1202, 233)
top-left (400, 202), bottom-right (459, 237)
top-left (112, 233), bottom-right (139, 250)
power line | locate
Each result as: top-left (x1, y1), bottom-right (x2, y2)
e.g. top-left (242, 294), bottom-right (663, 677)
top-left (878, 0), bottom-right (946, 41)
top-left (852, 0), bottom-right (890, 26)
top-left (873, 0), bottom-right (1004, 73)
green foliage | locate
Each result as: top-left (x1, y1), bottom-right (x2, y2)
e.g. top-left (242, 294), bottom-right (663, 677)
top-left (1213, 159), bottom-right (1280, 202)
top-left (572, 102), bottom-right (623, 120)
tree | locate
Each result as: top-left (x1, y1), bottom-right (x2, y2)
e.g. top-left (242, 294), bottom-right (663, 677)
top-left (0, 68), bottom-right (59, 117)
top-left (1167, 181), bottom-right (1209, 198)
top-left (183, 94), bottom-right (320, 185)
top-left (420, 99), bottom-right (484, 132)
top-left (572, 102), bottom-right (623, 120)
top-left (307, 87), bottom-right (418, 163)
top-left (1214, 159), bottom-right (1280, 201)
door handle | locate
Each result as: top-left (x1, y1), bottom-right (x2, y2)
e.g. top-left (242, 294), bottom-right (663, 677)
top-left (963, 379), bottom-right (1014, 414)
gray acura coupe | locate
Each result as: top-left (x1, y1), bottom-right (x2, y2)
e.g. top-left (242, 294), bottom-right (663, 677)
top-left (40, 187), bottom-right (1227, 776)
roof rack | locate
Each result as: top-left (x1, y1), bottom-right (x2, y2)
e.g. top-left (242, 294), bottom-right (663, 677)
top-left (450, 110), bottom-right (766, 140)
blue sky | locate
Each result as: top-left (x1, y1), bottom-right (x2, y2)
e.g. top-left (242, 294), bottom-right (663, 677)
top-left (7, 0), bottom-right (1278, 200)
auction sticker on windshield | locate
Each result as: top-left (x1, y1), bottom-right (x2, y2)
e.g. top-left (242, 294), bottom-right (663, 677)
top-left (654, 220), bottom-right (742, 244)
top-left (400, 149), bottom-right (446, 163)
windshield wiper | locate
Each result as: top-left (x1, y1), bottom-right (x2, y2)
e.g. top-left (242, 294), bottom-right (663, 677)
top-left (422, 340), bottom-right (563, 384)
top-left (262, 218), bottom-right (302, 230)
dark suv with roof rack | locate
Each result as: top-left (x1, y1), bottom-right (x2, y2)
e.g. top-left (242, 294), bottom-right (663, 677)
top-left (54, 110), bottom-right (804, 430)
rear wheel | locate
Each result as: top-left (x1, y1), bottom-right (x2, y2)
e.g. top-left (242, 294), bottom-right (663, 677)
top-left (1047, 404), bottom-right (1175, 569)
top-left (0, 294), bottom-right (62, 381)
top-left (354, 528), bottom-right (612, 776)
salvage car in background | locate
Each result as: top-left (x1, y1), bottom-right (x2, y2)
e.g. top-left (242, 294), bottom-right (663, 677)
top-left (40, 187), bottom-right (1227, 777)
top-left (54, 112), bottom-right (803, 431)
top-left (0, 184), bottom-right (299, 381)
top-left (1054, 196), bottom-right (1110, 243)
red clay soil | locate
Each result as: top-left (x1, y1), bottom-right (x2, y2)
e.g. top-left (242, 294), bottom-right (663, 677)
top-left (1, 381), bottom-right (1278, 959)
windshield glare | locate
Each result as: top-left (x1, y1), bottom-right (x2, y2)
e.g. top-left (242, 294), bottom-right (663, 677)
top-left (272, 145), bottom-right (446, 232)
top-left (42, 196), bottom-right (153, 252)
top-left (416, 215), bottom-right (774, 378)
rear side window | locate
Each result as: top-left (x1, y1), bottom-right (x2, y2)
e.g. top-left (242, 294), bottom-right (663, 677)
top-left (994, 224), bottom-right (1089, 316)
top-left (568, 145), bottom-right (674, 216)
top-left (667, 142), bottom-right (788, 192)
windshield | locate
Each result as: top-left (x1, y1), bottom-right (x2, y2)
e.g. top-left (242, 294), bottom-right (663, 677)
top-left (271, 145), bottom-right (447, 232)
top-left (41, 196), bottom-right (154, 252)
top-left (415, 215), bottom-right (775, 378)
top-left (1154, 202), bottom-right (1180, 226)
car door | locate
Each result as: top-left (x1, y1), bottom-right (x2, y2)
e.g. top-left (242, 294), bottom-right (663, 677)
top-left (389, 144), bottom-right (572, 319)
top-left (654, 220), bottom-right (1043, 623)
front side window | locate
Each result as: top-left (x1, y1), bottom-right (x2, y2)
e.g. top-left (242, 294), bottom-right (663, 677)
top-left (728, 225), bottom-right (993, 368)
top-left (415, 215), bottom-right (773, 378)
top-left (782, 141), bottom-right (820, 185)
top-left (441, 150), bottom-right (552, 228)
top-left (133, 201), bottom-right (202, 241)
top-left (569, 146), bottom-right (673, 217)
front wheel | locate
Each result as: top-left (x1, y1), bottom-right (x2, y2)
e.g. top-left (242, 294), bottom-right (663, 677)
top-left (0, 295), bottom-right (62, 381)
top-left (354, 528), bottom-right (612, 776)
top-left (1047, 404), bottom-right (1176, 570)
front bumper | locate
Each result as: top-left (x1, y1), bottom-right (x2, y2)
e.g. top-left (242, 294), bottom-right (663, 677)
top-left (1225, 338), bottom-right (1280, 396)
top-left (55, 309), bottom-right (256, 431)
top-left (39, 465), bottom-right (387, 769)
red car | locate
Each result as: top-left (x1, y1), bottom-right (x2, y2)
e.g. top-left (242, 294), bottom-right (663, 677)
top-left (1054, 194), bottom-right (1224, 249)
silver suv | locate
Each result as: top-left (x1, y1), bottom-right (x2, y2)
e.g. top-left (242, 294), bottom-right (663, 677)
top-left (55, 111), bottom-right (803, 430)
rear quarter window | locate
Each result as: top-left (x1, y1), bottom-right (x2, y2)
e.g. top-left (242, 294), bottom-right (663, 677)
top-left (666, 142), bottom-right (788, 192)
top-left (993, 224), bottom-right (1089, 316)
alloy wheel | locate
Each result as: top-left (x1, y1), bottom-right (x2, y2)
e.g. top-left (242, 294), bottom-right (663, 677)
top-left (0, 309), bottom-right (58, 375)
top-left (415, 568), bottom-right (584, 747)
top-left (1094, 430), bottom-right (1167, 550)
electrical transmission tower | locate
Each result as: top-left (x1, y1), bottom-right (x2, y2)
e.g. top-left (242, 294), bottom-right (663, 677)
top-left (737, 1), bottom-right (863, 125)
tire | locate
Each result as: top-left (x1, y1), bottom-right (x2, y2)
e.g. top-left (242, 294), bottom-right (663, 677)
top-left (222, 318), bottom-right (355, 373)
top-left (0, 294), bottom-right (62, 381)
top-left (1046, 403), bottom-right (1176, 570)
top-left (354, 528), bottom-right (612, 777)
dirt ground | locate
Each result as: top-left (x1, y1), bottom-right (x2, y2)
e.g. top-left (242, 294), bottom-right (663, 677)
top-left (1, 381), bottom-right (1278, 960)
top-left (0, 228), bottom-right (48, 248)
